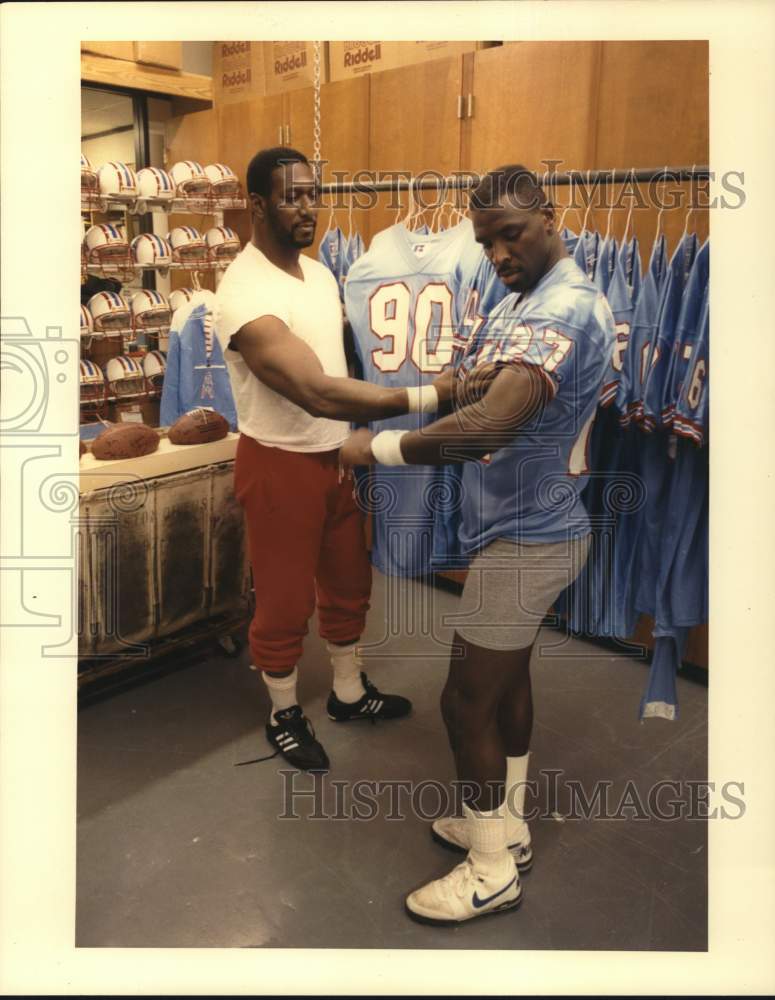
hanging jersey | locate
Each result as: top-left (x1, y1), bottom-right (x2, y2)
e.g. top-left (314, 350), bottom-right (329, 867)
top-left (615, 236), bottom-right (670, 424)
top-left (345, 230), bottom-right (365, 269)
top-left (592, 237), bottom-right (618, 296)
top-left (641, 232), bottom-right (700, 431)
top-left (618, 236), bottom-right (642, 306)
top-left (161, 290), bottom-right (238, 430)
top-left (345, 221), bottom-right (475, 576)
top-left (599, 249), bottom-right (634, 408)
top-left (317, 226), bottom-right (348, 301)
top-left (659, 240), bottom-right (709, 430)
top-left (572, 229), bottom-right (599, 280)
top-left (560, 227), bottom-right (580, 256)
top-left (673, 285), bottom-right (709, 447)
top-left (456, 258), bottom-right (615, 551)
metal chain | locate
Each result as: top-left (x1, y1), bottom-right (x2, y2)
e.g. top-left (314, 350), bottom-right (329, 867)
top-left (312, 41), bottom-right (322, 184)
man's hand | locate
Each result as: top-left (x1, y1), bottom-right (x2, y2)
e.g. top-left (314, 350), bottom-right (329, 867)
top-left (339, 428), bottom-right (376, 467)
top-left (431, 367), bottom-right (456, 406)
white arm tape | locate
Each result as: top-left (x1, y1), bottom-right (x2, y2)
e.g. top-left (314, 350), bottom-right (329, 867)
top-left (405, 384), bottom-right (439, 414)
top-left (370, 430), bottom-right (408, 465)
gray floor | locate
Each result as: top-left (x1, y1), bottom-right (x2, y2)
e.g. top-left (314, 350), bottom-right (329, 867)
top-left (77, 571), bottom-right (707, 950)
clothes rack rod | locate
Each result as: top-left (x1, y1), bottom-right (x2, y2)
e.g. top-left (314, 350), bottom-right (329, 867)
top-left (319, 166), bottom-right (710, 194)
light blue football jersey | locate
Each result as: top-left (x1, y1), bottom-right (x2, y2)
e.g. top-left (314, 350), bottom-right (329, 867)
top-left (560, 226), bottom-right (580, 256)
top-left (573, 229), bottom-right (600, 281)
top-left (344, 221), bottom-right (476, 576)
top-left (317, 226), bottom-right (348, 302)
top-left (673, 284), bottom-right (709, 447)
top-left (641, 232), bottom-right (700, 431)
top-left (456, 257), bottom-right (615, 551)
top-left (618, 235), bottom-right (642, 306)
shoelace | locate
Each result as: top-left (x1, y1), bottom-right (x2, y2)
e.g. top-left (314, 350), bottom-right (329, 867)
top-left (234, 710), bottom-right (318, 768)
top-left (439, 859), bottom-right (479, 900)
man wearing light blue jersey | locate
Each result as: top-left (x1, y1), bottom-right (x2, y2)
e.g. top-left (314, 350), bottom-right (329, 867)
top-left (341, 165), bottom-right (615, 925)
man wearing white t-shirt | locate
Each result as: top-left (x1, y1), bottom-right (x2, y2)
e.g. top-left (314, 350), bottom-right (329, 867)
top-left (216, 147), bottom-right (446, 772)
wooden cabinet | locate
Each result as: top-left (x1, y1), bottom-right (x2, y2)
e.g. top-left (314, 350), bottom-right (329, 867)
top-left (466, 43), bottom-right (601, 176)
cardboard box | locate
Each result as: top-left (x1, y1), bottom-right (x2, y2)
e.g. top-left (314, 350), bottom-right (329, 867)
top-left (134, 41), bottom-right (183, 71)
top-left (213, 41), bottom-right (266, 105)
top-left (329, 40), bottom-right (496, 82)
top-left (81, 41), bottom-right (135, 61)
top-left (264, 41), bottom-right (327, 94)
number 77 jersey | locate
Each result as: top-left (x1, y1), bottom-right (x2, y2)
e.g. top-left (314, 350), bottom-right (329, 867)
top-left (344, 221), bottom-right (476, 577)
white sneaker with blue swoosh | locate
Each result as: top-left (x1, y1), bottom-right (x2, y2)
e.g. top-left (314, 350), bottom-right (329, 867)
top-left (405, 856), bottom-right (522, 925)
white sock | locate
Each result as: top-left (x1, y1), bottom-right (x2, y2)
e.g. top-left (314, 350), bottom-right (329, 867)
top-left (463, 802), bottom-right (513, 876)
top-left (505, 753), bottom-right (531, 845)
top-left (262, 667), bottom-right (299, 725)
top-left (327, 641), bottom-right (366, 703)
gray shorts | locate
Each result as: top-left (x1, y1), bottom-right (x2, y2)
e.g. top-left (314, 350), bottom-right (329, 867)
top-left (448, 534), bottom-right (592, 651)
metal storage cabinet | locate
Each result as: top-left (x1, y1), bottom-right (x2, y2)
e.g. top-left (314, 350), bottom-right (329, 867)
top-left (79, 460), bottom-right (250, 664)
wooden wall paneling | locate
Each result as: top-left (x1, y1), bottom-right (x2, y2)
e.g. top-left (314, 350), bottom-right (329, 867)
top-left (218, 94), bottom-right (286, 246)
top-left (467, 43), bottom-right (601, 177)
top-left (594, 41), bottom-right (709, 169)
top-left (313, 76), bottom-right (371, 259)
top-left (366, 56), bottom-right (465, 245)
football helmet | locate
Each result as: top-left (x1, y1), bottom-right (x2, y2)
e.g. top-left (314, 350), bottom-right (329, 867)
top-left (81, 153), bottom-right (98, 193)
top-left (169, 160), bottom-right (210, 198)
top-left (131, 232), bottom-right (172, 269)
top-left (131, 289), bottom-right (171, 331)
top-left (83, 223), bottom-right (133, 277)
top-left (136, 166), bottom-right (175, 202)
top-left (79, 359), bottom-right (108, 416)
top-left (88, 290), bottom-right (131, 335)
top-left (168, 287), bottom-right (195, 315)
top-left (169, 226), bottom-right (206, 265)
top-left (80, 303), bottom-right (94, 341)
top-left (97, 161), bottom-right (138, 202)
top-left (205, 225), bottom-right (241, 264)
top-left (142, 349), bottom-right (167, 392)
top-left (204, 163), bottom-right (241, 197)
top-left (105, 355), bottom-right (147, 399)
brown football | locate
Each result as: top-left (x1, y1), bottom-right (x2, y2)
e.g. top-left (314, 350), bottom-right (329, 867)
top-left (91, 422), bottom-right (160, 461)
top-left (79, 439), bottom-right (87, 458)
top-left (168, 407), bottom-right (230, 445)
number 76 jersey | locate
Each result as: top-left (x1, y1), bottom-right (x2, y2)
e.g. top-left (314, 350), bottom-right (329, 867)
top-left (344, 221), bottom-right (476, 576)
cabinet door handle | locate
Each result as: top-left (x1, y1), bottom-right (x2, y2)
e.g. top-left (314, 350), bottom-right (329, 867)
top-left (277, 125), bottom-right (283, 143)
top-left (284, 124), bottom-right (291, 143)
top-left (467, 93), bottom-right (475, 118)
top-left (456, 94), bottom-right (464, 119)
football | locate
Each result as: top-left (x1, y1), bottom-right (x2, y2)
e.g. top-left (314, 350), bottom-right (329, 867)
top-left (168, 407), bottom-right (230, 445)
top-left (91, 422), bottom-right (160, 461)
top-left (79, 439), bottom-right (87, 458)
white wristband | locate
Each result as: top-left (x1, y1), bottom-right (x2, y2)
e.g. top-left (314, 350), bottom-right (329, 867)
top-left (405, 384), bottom-right (439, 414)
top-left (370, 430), bottom-right (408, 465)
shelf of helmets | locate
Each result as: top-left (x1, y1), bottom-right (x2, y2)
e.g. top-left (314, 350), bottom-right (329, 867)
top-left (81, 159), bottom-right (245, 429)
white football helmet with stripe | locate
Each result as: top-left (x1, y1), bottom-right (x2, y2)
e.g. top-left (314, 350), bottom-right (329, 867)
top-left (131, 290), bottom-right (171, 330)
top-left (169, 226), bottom-right (206, 264)
top-left (131, 232), bottom-right (172, 268)
top-left (205, 226), bottom-right (241, 263)
top-left (80, 303), bottom-right (94, 340)
top-left (136, 166), bottom-right (175, 202)
top-left (81, 153), bottom-right (98, 193)
top-left (168, 287), bottom-right (195, 315)
top-left (84, 223), bottom-right (133, 275)
top-left (80, 359), bottom-right (107, 412)
top-left (169, 160), bottom-right (210, 198)
top-left (97, 161), bottom-right (138, 201)
top-left (142, 349), bottom-right (167, 391)
top-left (88, 290), bottom-right (131, 335)
top-left (204, 163), bottom-right (241, 197)
top-left (105, 355), bottom-right (147, 398)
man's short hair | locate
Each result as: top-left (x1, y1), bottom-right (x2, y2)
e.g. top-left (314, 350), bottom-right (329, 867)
top-left (246, 146), bottom-right (309, 197)
top-left (470, 164), bottom-right (548, 213)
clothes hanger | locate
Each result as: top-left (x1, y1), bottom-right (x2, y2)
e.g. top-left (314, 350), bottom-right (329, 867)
top-left (681, 164), bottom-right (697, 239)
top-left (654, 166), bottom-right (668, 243)
top-left (621, 168), bottom-right (636, 246)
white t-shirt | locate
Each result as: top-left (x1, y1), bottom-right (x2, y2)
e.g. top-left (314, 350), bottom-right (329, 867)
top-left (215, 242), bottom-right (349, 452)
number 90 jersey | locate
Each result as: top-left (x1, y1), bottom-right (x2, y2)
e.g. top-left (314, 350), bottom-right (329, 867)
top-left (344, 221), bottom-right (477, 577)
top-left (457, 258), bottom-right (615, 552)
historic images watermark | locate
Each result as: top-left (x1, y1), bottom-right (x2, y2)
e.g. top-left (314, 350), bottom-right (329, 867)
top-left (279, 770), bottom-right (745, 823)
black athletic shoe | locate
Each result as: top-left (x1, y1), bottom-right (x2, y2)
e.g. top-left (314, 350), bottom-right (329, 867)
top-left (266, 705), bottom-right (330, 772)
top-left (327, 672), bottom-right (412, 723)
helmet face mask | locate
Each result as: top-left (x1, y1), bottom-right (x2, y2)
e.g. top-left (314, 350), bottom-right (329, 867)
top-left (84, 224), bottom-right (135, 280)
top-left (204, 163), bottom-right (241, 199)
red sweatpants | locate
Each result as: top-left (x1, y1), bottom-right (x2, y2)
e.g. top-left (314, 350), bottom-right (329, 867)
top-left (234, 434), bottom-right (372, 672)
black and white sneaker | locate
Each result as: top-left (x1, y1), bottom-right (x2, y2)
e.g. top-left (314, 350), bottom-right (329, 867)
top-left (327, 672), bottom-right (412, 723)
top-left (266, 705), bottom-right (330, 772)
